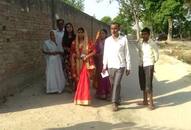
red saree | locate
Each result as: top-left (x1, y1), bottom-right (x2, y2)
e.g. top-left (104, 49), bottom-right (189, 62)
top-left (72, 40), bottom-right (95, 105)
top-left (74, 64), bottom-right (91, 105)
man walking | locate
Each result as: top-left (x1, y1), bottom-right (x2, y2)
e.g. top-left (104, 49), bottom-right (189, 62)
top-left (137, 27), bottom-right (159, 110)
top-left (102, 22), bottom-right (131, 111)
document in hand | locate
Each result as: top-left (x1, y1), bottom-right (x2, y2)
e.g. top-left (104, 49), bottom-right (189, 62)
top-left (80, 53), bottom-right (86, 59)
top-left (101, 71), bottom-right (109, 78)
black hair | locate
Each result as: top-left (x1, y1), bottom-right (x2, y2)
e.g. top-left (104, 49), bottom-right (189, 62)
top-left (62, 22), bottom-right (76, 48)
top-left (56, 19), bottom-right (64, 25)
top-left (64, 22), bottom-right (75, 36)
top-left (141, 27), bottom-right (150, 34)
top-left (111, 22), bottom-right (120, 27)
top-left (77, 27), bottom-right (85, 33)
top-left (100, 29), bottom-right (108, 35)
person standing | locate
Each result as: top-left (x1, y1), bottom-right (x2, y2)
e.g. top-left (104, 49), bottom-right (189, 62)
top-left (102, 22), bottom-right (131, 111)
top-left (62, 22), bottom-right (76, 91)
top-left (55, 19), bottom-right (65, 56)
top-left (42, 31), bottom-right (66, 93)
top-left (71, 27), bottom-right (96, 105)
top-left (94, 29), bottom-right (111, 100)
top-left (137, 27), bottom-right (159, 110)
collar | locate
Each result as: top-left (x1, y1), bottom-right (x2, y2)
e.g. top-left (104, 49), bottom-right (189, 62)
top-left (140, 38), bottom-right (153, 44)
top-left (56, 29), bottom-right (64, 32)
top-left (112, 35), bottom-right (123, 40)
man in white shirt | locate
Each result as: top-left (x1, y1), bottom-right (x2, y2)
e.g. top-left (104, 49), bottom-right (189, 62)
top-left (102, 22), bottom-right (131, 111)
top-left (137, 27), bottom-right (159, 110)
top-left (55, 19), bottom-right (65, 53)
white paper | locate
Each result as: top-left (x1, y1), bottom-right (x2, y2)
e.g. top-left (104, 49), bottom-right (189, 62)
top-left (101, 71), bottom-right (109, 78)
top-left (80, 53), bottom-right (86, 58)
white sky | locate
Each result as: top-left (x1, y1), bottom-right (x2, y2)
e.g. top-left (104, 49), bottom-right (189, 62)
top-left (84, 0), bottom-right (119, 20)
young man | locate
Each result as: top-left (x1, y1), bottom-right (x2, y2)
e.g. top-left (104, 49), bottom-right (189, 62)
top-left (137, 27), bottom-right (159, 110)
top-left (55, 19), bottom-right (65, 54)
top-left (102, 22), bottom-right (131, 111)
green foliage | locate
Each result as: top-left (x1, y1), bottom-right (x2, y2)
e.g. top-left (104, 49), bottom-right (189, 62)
top-left (113, 13), bottom-right (133, 34)
top-left (98, 0), bottom-right (191, 39)
top-left (100, 16), bottom-right (112, 25)
top-left (142, 0), bottom-right (190, 38)
top-left (61, 0), bottom-right (84, 11)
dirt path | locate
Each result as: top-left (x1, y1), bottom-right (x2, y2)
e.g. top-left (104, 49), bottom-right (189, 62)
top-left (0, 42), bottom-right (191, 130)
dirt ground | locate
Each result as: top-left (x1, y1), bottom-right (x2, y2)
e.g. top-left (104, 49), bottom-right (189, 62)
top-left (159, 41), bottom-right (191, 64)
top-left (0, 43), bottom-right (191, 130)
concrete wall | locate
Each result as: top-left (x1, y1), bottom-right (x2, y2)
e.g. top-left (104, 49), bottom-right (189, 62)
top-left (0, 0), bottom-right (109, 101)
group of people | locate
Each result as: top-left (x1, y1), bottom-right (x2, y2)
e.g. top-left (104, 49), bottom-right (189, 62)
top-left (42, 18), bottom-right (159, 111)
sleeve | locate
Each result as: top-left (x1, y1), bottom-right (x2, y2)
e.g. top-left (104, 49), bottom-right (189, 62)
top-left (103, 39), bottom-right (108, 69)
top-left (95, 41), bottom-right (99, 54)
top-left (70, 41), bottom-right (76, 75)
top-left (42, 41), bottom-right (49, 52)
top-left (70, 41), bottom-right (76, 53)
top-left (152, 42), bottom-right (159, 63)
top-left (124, 38), bottom-right (131, 70)
top-left (88, 41), bottom-right (96, 54)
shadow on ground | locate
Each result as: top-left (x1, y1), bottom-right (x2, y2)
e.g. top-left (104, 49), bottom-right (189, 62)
top-left (46, 121), bottom-right (179, 130)
top-left (0, 78), bottom-right (111, 113)
top-left (120, 43), bottom-right (191, 108)
top-left (0, 79), bottom-right (73, 113)
top-left (0, 42), bottom-right (191, 114)
top-left (154, 74), bottom-right (191, 107)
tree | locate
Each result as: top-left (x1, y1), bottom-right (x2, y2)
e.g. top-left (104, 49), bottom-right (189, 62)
top-left (113, 13), bottom-right (133, 34)
top-left (142, 0), bottom-right (186, 41)
top-left (101, 16), bottom-right (112, 25)
top-left (98, 0), bottom-right (190, 40)
top-left (98, 0), bottom-right (143, 40)
top-left (185, 0), bottom-right (191, 6)
top-left (61, 0), bottom-right (85, 11)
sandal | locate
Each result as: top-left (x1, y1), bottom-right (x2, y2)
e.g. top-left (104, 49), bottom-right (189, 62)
top-left (148, 104), bottom-right (155, 110)
top-left (137, 101), bottom-right (148, 106)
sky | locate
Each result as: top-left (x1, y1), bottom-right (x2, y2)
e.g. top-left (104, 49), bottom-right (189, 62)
top-left (84, 0), bottom-right (119, 20)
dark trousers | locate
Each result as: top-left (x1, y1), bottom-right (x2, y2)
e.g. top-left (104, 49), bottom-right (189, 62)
top-left (108, 68), bottom-right (125, 104)
top-left (138, 65), bottom-right (154, 92)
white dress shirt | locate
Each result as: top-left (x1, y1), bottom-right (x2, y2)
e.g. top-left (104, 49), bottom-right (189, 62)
top-left (103, 35), bottom-right (131, 70)
top-left (54, 29), bottom-right (64, 52)
top-left (137, 39), bottom-right (159, 67)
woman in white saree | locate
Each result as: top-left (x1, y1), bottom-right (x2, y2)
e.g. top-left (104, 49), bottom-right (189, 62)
top-left (42, 30), bottom-right (66, 93)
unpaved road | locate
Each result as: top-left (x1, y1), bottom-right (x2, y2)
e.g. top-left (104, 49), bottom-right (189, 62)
top-left (0, 42), bottom-right (191, 130)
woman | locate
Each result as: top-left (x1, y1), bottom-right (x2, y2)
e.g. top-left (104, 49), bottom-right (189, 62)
top-left (62, 23), bottom-right (76, 91)
top-left (42, 30), bottom-right (66, 93)
top-left (71, 27), bottom-right (96, 105)
top-left (94, 29), bottom-right (111, 100)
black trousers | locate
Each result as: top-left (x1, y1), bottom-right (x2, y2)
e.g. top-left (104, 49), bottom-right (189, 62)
top-left (138, 65), bottom-right (154, 92)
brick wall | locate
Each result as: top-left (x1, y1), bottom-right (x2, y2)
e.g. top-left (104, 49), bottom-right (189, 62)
top-left (0, 0), bottom-right (109, 101)
top-left (52, 1), bottom-right (109, 39)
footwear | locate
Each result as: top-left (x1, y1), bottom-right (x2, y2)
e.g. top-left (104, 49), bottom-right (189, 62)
top-left (105, 95), bottom-right (111, 101)
top-left (112, 103), bottom-right (118, 112)
top-left (148, 104), bottom-right (155, 110)
top-left (65, 87), bottom-right (73, 93)
top-left (116, 100), bottom-right (121, 105)
top-left (137, 101), bottom-right (148, 106)
top-left (95, 95), bottom-right (106, 100)
top-left (105, 97), bottom-right (111, 102)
